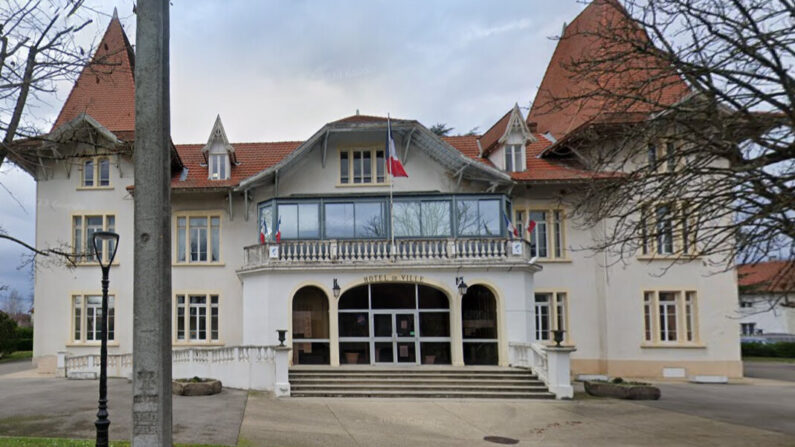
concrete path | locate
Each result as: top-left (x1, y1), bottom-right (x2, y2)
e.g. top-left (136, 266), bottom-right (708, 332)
top-left (238, 393), bottom-right (795, 446)
top-left (0, 374), bottom-right (246, 445)
top-left (744, 360), bottom-right (795, 382)
top-left (0, 359), bottom-right (35, 376)
top-left (635, 379), bottom-right (795, 436)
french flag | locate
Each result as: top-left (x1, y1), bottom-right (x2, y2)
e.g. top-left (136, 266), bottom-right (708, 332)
top-left (526, 219), bottom-right (536, 236)
top-left (259, 219), bottom-right (268, 244)
top-left (503, 212), bottom-right (519, 238)
top-left (385, 116), bottom-right (408, 177)
top-left (275, 216), bottom-right (282, 244)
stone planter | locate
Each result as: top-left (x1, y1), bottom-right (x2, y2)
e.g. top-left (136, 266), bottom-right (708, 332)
top-left (172, 378), bottom-right (222, 396)
top-left (584, 381), bottom-right (660, 400)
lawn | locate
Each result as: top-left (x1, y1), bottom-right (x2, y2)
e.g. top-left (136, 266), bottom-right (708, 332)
top-left (743, 356), bottom-right (795, 364)
top-left (0, 437), bottom-right (228, 447)
top-left (0, 351), bottom-right (32, 364)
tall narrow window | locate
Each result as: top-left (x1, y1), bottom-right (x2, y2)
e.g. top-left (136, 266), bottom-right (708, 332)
top-left (353, 151), bottom-right (363, 184)
top-left (553, 211), bottom-right (563, 258)
top-left (83, 160), bottom-right (94, 187)
top-left (340, 152), bottom-right (349, 183)
top-left (514, 210), bottom-right (525, 239)
top-left (534, 294), bottom-right (550, 340)
top-left (98, 158), bottom-right (110, 186)
top-left (685, 291), bottom-right (696, 342)
top-left (189, 295), bottom-right (207, 341)
top-left (640, 208), bottom-right (650, 255)
top-left (666, 142), bottom-right (676, 172)
top-left (643, 292), bottom-right (653, 342)
top-left (656, 205), bottom-right (673, 255)
top-left (376, 150), bottom-right (385, 183)
top-left (190, 217), bottom-right (208, 262)
top-left (74, 296), bottom-right (82, 341)
top-left (556, 292), bottom-right (567, 333)
top-left (658, 292), bottom-right (678, 342)
top-left (210, 217), bottom-right (220, 262)
top-left (177, 217), bottom-right (187, 262)
top-left (648, 143), bottom-right (657, 170)
top-left (209, 154), bottom-right (228, 180)
top-left (528, 211), bottom-right (548, 257)
top-left (176, 295), bottom-right (186, 340)
top-left (504, 145), bottom-right (523, 172)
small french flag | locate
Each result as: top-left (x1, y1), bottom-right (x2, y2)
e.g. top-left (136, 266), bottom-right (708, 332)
top-left (259, 219), bottom-right (268, 244)
top-left (275, 216), bottom-right (282, 244)
top-left (385, 116), bottom-right (408, 177)
top-left (503, 212), bottom-right (519, 238)
top-left (526, 219), bottom-right (536, 236)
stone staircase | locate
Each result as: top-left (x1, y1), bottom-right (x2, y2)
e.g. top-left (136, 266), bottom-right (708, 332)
top-left (289, 367), bottom-right (554, 399)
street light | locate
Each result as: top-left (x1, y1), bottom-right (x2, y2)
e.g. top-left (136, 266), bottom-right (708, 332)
top-left (455, 276), bottom-right (468, 296)
top-left (92, 231), bottom-right (119, 447)
top-left (332, 278), bottom-right (341, 298)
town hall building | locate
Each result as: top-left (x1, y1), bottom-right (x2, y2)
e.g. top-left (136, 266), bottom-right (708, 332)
top-left (12, 2), bottom-right (743, 396)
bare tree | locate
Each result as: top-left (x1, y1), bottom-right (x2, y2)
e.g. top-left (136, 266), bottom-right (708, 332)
top-left (532, 0), bottom-right (793, 296)
top-left (0, 1), bottom-right (99, 266)
top-left (1, 288), bottom-right (30, 315)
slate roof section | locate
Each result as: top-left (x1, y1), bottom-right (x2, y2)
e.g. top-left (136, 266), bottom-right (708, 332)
top-left (738, 261), bottom-right (795, 294)
top-left (527, 0), bottom-right (690, 139)
top-left (51, 15), bottom-right (136, 135)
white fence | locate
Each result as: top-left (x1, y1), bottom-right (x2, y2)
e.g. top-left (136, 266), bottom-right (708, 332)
top-left (509, 342), bottom-right (575, 399)
top-left (243, 237), bottom-right (525, 268)
top-left (59, 345), bottom-right (291, 396)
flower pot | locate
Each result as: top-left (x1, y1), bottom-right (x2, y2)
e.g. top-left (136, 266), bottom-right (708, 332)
top-left (344, 352), bottom-right (360, 364)
top-left (423, 355), bottom-right (436, 364)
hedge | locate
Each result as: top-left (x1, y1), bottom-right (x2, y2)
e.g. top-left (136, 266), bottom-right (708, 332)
top-left (742, 342), bottom-right (795, 358)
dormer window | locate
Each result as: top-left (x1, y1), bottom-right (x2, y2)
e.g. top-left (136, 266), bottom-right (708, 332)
top-left (209, 153), bottom-right (228, 180)
top-left (504, 144), bottom-right (525, 172)
top-left (202, 115), bottom-right (236, 181)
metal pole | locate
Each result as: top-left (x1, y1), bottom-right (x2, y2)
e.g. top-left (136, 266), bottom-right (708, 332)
top-left (133, 0), bottom-right (172, 445)
top-left (95, 266), bottom-right (110, 447)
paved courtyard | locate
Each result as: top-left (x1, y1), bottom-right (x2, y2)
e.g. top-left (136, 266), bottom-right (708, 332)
top-left (1, 360), bottom-right (794, 446)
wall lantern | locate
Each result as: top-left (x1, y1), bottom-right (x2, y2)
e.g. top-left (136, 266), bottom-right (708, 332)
top-left (455, 276), bottom-right (468, 296)
top-left (332, 278), bottom-right (341, 298)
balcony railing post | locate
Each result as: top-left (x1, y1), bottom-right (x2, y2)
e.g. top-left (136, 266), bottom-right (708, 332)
top-left (330, 240), bottom-right (338, 260)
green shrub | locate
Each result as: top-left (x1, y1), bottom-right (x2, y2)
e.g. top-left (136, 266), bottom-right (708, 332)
top-left (14, 326), bottom-right (33, 351)
top-left (742, 342), bottom-right (795, 358)
top-left (0, 312), bottom-right (18, 355)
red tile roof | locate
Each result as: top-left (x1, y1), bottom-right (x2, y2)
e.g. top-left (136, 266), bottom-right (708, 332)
top-left (528, 0), bottom-right (690, 140)
top-left (171, 141), bottom-right (302, 190)
top-left (478, 110), bottom-right (511, 155)
top-left (738, 261), bottom-right (795, 293)
top-left (51, 16), bottom-right (136, 135)
top-left (444, 133), bottom-right (609, 182)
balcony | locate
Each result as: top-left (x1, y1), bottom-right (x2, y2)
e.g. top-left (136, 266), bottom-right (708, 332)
top-left (241, 238), bottom-right (532, 271)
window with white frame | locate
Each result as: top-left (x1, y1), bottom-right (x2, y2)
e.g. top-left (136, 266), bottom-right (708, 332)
top-left (641, 202), bottom-right (697, 256)
top-left (72, 214), bottom-right (116, 263)
top-left (741, 323), bottom-right (757, 336)
top-left (339, 148), bottom-right (386, 184)
top-left (209, 153), bottom-right (229, 180)
top-left (516, 209), bottom-right (566, 259)
top-left (175, 213), bottom-right (221, 263)
top-left (504, 144), bottom-right (524, 172)
top-left (81, 157), bottom-right (111, 188)
top-left (534, 292), bottom-right (568, 342)
top-left (175, 293), bottom-right (219, 342)
top-left (642, 290), bottom-right (698, 344)
top-left (72, 294), bottom-right (115, 343)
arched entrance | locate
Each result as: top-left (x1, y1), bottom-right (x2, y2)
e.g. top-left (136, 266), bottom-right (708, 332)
top-left (461, 285), bottom-right (498, 365)
top-left (338, 283), bottom-right (451, 365)
top-left (292, 286), bottom-right (330, 365)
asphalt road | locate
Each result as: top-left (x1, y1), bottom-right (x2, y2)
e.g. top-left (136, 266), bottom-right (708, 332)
top-left (635, 380), bottom-right (795, 436)
top-left (0, 363), bottom-right (246, 446)
top-left (744, 361), bottom-right (795, 382)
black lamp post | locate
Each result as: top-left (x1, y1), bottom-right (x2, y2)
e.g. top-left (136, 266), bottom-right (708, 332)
top-left (92, 231), bottom-right (119, 447)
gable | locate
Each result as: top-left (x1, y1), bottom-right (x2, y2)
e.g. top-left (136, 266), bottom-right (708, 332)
top-left (51, 15), bottom-right (136, 135)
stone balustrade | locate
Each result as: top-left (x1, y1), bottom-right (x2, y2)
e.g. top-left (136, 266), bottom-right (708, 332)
top-left (59, 345), bottom-right (291, 396)
top-left (509, 342), bottom-right (575, 399)
top-left (242, 237), bottom-right (529, 270)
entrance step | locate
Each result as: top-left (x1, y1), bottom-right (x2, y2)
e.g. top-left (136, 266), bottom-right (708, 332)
top-left (288, 367), bottom-right (553, 399)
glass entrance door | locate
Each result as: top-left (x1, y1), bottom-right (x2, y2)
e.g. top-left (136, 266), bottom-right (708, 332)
top-left (372, 312), bottom-right (418, 364)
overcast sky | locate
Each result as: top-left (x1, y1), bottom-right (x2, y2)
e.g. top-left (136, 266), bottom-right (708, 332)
top-left (0, 0), bottom-right (587, 298)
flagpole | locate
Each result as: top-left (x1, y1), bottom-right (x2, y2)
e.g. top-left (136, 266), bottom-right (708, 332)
top-left (388, 114), bottom-right (395, 259)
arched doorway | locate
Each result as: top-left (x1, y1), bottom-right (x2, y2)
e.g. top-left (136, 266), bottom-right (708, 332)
top-left (338, 283), bottom-right (451, 365)
top-left (292, 286), bottom-right (330, 365)
top-left (461, 285), bottom-right (498, 365)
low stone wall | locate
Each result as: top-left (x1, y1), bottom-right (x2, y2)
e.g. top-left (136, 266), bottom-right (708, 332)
top-left (60, 345), bottom-right (291, 396)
